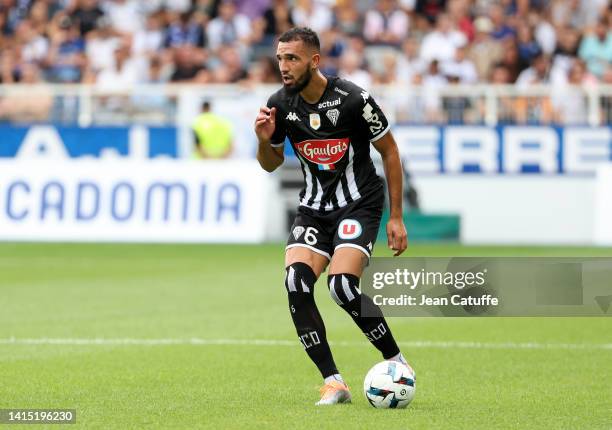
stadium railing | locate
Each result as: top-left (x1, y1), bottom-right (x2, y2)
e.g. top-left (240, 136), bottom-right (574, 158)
top-left (1, 84), bottom-right (611, 127)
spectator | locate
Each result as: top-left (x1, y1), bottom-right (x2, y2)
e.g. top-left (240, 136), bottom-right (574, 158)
top-left (395, 37), bottom-right (427, 84)
top-left (553, 59), bottom-right (595, 124)
top-left (488, 3), bottom-right (515, 40)
top-left (28, 0), bottom-right (60, 34)
top-left (143, 0), bottom-right (191, 15)
top-left (95, 38), bottom-right (146, 91)
top-left (43, 14), bottom-right (87, 83)
top-left (363, 0), bottom-right (409, 46)
top-left (170, 44), bottom-right (208, 82)
top-left (374, 51), bottom-right (399, 84)
top-left (498, 38), bottom-right (522, 82)
top-left (164, 11), bottom-right (206, 49)
top-left (233, 0), bottom-right (269, 22)
top-left (488, 62), bottom-right (516, 123)
top-left (529, 10), bottom-right (556, 55)
top-left (338, 49), bottom-right (371, 90)
top-left (441, 44), bottom-right (477, 83)
top-left (600, 65), bottom-right (612, 124)
top-left (447, 0), bottom-right (474, 42)
top-left (516, 53), bottom-right (566, 86)
top-left (192, 100), bottom-right (233, 159)
top-left (420, 13), bottom-right (467, 63)
top-left (318, 27), bottom-right (346, 75)
top-left (552, 25), bottom-right (581, 76)
top-left (333, 0), bottom-right (362, 37)
top-left (467, 16), bottom-right (503, 81)
top-left (70, 0), bottom-right (104, 37)
top-left (578, 17), bottom-right (612, 79)
top-left (516, 21), bottom-right (541, 66)
top-left (102, 0), bottom-right (143, 35)
top-left (85, 16), bottom-right (120, 73)
top-left (132, 10), bottom-right (165, 57)
top-left (291, 0), bottom-right (333, 34)
top-left (211, 44), bottom-right (246, 83)
top-left (415, 0), bottom-right (446, 25)
top-left (15, 19), bottom-right (48, 65)
top-left (422, 59), bottom-right (447, 122)
top-left (241, 55), bottom-right (281, 86)
top-left (257, 0), bottom-right (293, 46)
top-left (206, 0), bottom-right (252, 53)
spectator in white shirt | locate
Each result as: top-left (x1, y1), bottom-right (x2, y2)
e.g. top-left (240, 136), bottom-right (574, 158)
top-left (102, 0), bottom-right (144, 35)
top-left (85, 17), bottom-right (121, 73)
top-left (420, 13), bottom-right (467, 63)
top-left (291, 0), bottom-right (333, 34)
top-left (338, 49), bottom-right (372, 91)
top-left (395, 37), bottom-right (426, 84)
top-left (441, 44), bottom-right (478, 83)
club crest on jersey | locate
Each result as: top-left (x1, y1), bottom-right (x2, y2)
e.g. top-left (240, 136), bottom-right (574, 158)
top-left (292, 226), bottom-right (305, 240)
top-left (295, 138), bottom-right (349, 171)
top-left (326, 109), bottom-right (340, 126)
top-left (338, 219), bottom-right (362, 240)
top-left (309, 113), bottom-right (321, 130)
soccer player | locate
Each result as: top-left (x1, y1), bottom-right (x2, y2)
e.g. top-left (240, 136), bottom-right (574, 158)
top-left (254, 27), bottom-right (409, 405)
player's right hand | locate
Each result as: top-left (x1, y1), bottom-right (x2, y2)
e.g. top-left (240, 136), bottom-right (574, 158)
top-left (254, 106), bottom-right (276, 142)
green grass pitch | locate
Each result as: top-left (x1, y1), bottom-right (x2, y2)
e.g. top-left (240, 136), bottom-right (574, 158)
top-left (1, 243), bottom-right (611, 429)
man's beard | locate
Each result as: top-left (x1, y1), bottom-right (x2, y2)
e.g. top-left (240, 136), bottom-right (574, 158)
top-left (283, 68), bottom-right (313, 95)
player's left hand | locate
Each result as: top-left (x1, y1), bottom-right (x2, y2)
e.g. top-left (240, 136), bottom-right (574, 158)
top-left (386, 217), bottom-right (407, 256)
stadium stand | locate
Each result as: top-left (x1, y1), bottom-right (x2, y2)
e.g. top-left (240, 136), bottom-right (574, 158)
top-left (0, 0), bottom-right (610, 124)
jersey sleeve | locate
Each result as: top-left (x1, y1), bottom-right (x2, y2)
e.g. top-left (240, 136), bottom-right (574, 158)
top-left (266, 95), bottom-right (286, 148)
top-left (355, 90), bottom-right (390, 143)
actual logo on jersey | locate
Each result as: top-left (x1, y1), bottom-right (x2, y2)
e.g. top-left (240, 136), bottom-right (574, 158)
top-left (292, 226), bottom-right (305, 240)
top-left (326, 109), bottom-right (340, 126)
top-left (318, 98), bottom-right (341, 109)
top-left (295, 138), bottom-right (349, 170)
top-left (286, 112), bottom-right (300, 121)
top-left (338, 219), bottom-right (362, 240)
top-left (309, 113), bottom-right (321, 130)
top-left (361, 90), bottom-right (369, 102)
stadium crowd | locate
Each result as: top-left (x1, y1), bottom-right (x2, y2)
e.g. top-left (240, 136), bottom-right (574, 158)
top-left (0, 0), bottom-right (610, 123)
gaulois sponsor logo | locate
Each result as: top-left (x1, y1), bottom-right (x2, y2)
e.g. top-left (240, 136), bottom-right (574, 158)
top-left (295, 138), bottom-right (349, 164)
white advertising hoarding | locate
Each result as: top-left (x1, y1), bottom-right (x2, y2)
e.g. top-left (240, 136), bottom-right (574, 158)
top-left (594, 165), bottom-right (612, 246)
top-left (0, 160), bottom-right (282, 243)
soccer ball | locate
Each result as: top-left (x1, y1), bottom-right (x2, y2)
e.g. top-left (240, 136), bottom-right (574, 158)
top-left (363, 361), bottom-right (416, 409)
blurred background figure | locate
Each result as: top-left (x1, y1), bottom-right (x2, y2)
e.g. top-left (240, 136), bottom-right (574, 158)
top-left (363, 0), bottom-right (409, 47)
top-left (420, 13), bottom-right (467, 64)
top-left (578, 16), bottom-right (612, 80)
top-left (192, 100), bottom-right (233, 159)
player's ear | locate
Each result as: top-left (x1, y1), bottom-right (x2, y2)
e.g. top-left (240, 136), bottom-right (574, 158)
top-left (311, 53), bottom-right (320, 70)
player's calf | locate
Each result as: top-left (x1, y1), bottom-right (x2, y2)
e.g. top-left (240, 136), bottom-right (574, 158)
top-left (327, 273), bottom-right (401, 360)
top-left (285, 262), bottom-right (338, 378)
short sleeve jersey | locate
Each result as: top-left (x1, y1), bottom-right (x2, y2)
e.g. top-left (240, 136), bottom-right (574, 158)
top-left (266, 76), bottom-right (390, 212)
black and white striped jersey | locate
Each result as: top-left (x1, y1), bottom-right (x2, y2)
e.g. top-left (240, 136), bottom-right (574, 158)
top-left (266, 76), bottom-right (389, 212)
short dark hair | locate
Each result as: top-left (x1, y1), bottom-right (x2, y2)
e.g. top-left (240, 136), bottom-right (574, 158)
top-left (278, 27), bottom-right (320, 52)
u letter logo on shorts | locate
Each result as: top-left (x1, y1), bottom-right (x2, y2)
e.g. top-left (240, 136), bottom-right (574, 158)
top-left (338, 219), bottom-right (362, 240)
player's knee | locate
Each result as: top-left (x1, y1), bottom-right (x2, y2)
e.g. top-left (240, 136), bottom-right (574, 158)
top-left (327, 273), bottom-right (361, 306)
top-left (285, 262), bottom-right (317, 296)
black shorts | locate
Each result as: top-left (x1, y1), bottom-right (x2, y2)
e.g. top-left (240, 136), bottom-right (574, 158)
top-left (286, 192), bottom-right (384, 260)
